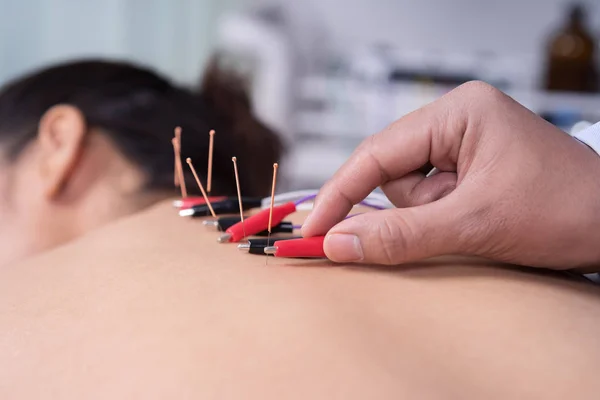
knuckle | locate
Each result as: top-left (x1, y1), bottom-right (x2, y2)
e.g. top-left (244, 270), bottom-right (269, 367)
top-left (353, 135), bottom-right (378, 164)
top-left (361, 134), bottom-right (377, 159)
top-left (365, 135), bottom-right (391, 183)
top-left (457, 80), bottom-right (499, 98)
top-left (445, 81), bottom-right (504, 145)
top-left (353, 134), bottom-right (392, 184)
top-left (454, 80), bottom-right (504, 110)
top-left (357, 134), bottom-right (376, 153)
top-left (385, 118), bottom-right (403, 135)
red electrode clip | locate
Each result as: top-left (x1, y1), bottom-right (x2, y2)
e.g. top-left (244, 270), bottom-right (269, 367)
top-left (173, 196), bottom-right (226, 209)
top-left (264, 236), bottom-right (326, 258)
top-left (219, 201), bottom-right (297, 243)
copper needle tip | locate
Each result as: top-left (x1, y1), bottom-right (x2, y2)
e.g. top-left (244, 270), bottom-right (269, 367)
top-left (217, 233), bottom-right (232, 243)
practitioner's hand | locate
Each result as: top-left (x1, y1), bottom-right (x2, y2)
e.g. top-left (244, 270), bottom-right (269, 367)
top-left (302, 81), bottom-right (600, 270)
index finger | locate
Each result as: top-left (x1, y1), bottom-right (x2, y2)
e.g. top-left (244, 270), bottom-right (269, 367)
top-left (301, 91), bottom-right (468, 237)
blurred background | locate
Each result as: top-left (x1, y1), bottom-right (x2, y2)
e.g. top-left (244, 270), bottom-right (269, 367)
top-left (2, 0), bottom-right (600, 190)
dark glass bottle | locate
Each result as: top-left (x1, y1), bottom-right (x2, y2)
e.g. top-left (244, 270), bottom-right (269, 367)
top-left (544, 4), bottom-right (598, 92)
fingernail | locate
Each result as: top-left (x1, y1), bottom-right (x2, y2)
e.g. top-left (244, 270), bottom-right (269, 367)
top-left (325, 234), bottom-right (364, 262)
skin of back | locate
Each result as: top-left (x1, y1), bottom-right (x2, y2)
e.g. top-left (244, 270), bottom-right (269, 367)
top-left (0, 202), bottom-right (599, 399)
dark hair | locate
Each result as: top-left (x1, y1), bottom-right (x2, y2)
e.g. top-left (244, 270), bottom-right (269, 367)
top-left (0, 59), bottom-right (283, 197)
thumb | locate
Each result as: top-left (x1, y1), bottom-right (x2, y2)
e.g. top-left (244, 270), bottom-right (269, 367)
top-left (323, 199), bottom-right (465, 265)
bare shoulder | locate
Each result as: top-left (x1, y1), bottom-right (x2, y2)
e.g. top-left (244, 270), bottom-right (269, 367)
top-left (1, 202), bottom-right (599, 399)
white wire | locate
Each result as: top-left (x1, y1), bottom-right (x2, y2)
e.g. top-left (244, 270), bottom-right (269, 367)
top-left (260, 189), bottom-right (394, 209)
top-left (256, 168), bottom-right (441, 209)
top-left (260, 190), bottom-right (320, 207)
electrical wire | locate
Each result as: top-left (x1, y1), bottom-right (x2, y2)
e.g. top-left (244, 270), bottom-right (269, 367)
top-left (358, 200), bottom-right (387, 210)
top-left (294, 194), bottom-right (317, 206)
top-left (177, 190), bottom-right (393, 211)
top-left (259, 190), bottom-right (394, 209)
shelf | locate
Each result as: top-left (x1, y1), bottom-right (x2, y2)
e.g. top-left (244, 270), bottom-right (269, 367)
top-left (295, 78), bottom-right (600, 138)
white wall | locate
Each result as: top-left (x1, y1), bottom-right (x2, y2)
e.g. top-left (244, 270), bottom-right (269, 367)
top-left (0, 0), bottom-right (242, 86)
top-left (3, 0), bottom-right (597, 86)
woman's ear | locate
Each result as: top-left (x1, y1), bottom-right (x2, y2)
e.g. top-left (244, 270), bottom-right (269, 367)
top-left (37, 105), bottom-right (87, 199)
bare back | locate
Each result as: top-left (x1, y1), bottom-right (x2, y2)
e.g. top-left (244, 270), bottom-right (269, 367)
top-left (1, 202), bottom-right (599, 399)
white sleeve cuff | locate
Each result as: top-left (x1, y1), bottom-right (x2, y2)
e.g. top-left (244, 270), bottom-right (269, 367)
top-left (573, 122), bottom-right (600, 156)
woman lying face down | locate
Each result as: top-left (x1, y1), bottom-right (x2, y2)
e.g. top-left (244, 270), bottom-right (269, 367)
top-left (0, 59), bottom-right (282, 267)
